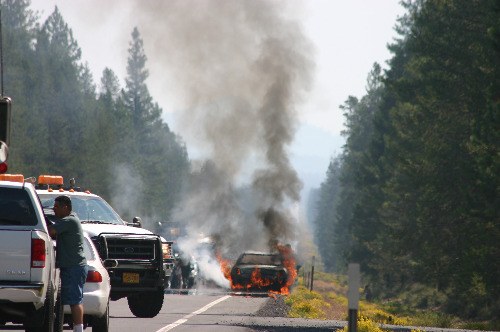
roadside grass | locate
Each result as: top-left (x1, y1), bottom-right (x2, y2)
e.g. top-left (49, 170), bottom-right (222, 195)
top-left (285, 285), bottom-right (330, 319)
top-left (287, 271), bottom-right (499, 331)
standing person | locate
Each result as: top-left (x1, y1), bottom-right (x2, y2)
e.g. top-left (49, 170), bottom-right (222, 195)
top-left (48, 195), bottom-right (88, 332)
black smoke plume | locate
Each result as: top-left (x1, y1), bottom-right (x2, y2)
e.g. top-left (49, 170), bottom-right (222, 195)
top-left (131, 0), bottom-right (314, 260)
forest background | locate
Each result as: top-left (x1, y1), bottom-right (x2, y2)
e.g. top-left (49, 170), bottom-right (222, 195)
top-left (309, 0), bottom-right (500, 322)
top-left (2, 0), bottom-right (500, 322)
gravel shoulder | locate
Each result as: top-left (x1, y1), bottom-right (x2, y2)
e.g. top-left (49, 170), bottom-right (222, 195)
top-left (255, 295), bottom-right (290, 317)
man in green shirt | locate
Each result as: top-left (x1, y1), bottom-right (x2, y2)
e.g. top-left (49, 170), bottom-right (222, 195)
top-left (48, 195), bottom-right (88, 332)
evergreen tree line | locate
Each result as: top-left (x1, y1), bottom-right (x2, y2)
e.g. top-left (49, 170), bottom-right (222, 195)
top-left (2, 0), bottom-right (190, 223)
top-left (313, 0), bottom-right (500, 319)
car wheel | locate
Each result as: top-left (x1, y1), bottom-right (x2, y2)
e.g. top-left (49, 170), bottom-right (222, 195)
top-left (24, 283), bottom-right (55, 332)
top-left (127, 288), bottom-right (164, 318)
top-left (92, 301), bottom-right (109, 332)
top-left (53, 281), bottom-right (64, 332)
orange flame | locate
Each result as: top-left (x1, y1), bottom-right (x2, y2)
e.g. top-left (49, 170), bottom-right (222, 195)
top-left (217, 253), bottom-right (233, 281)
top-left (275, 244), bottom-right (296, 295)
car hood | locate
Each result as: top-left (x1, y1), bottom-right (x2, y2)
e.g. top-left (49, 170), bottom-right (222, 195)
top-left (81, 223), bottom-right (154, 237)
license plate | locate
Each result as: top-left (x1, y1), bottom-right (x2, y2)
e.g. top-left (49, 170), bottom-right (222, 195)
top-left (123, 272), bottom-right (139, 283)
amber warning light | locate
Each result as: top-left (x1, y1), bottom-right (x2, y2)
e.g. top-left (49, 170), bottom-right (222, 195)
top-left (38, 175), bottom-right (64, 185)
top-left (0, 174), bottom-right (24, 183)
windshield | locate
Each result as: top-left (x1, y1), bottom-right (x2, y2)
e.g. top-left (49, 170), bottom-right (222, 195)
top-left (38, 194), bottom-right (125, 225)
top-left (239, 254), bottom-right (282, 266)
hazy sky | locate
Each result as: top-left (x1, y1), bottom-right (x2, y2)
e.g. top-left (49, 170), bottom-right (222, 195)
top-left (30, 0), bottom-right (406, 192)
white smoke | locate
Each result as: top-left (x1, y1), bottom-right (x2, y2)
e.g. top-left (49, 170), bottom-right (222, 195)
top-left (110, 163), bottom-right (143, 222)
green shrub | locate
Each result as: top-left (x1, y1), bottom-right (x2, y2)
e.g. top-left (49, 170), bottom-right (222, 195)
top-left (408, 311), bottom-right (455, 328)
top-left (286, 285), bottom-right (323, 301)
top-left (285, 285), bottom-right (330, 319)
top-left (459, 322), bottom-right (489, 330)
top-left (361, 310), bottom-right (410, 326)
top-left (340, 316), bottom-right (385, 332)
top-left (288, 300), bottom-right (328, 319)
top-left (326, 292), bottom-right (348, 306)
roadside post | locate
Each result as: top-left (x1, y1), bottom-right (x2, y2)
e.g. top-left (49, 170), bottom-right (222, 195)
top-left (310, 256), bottom-right (315, 291)
top-left (303, 266), bottom-right (306, 286)
top-left (348, 263), bottom-right (360, 332)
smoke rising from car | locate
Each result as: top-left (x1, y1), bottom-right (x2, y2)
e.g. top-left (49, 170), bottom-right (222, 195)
top-left (132, 0), bottom-right (314, 279)
top-left (103, 0), bottom-right (314, 287)
top-left (110, 163), bottom-right (143, 223)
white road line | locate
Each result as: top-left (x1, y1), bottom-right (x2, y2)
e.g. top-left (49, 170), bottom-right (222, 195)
top-left (156, 295), bottom-right (231, 332)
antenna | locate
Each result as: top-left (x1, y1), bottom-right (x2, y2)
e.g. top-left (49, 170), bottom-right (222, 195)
top-left (0, 5), bottom-right (3, 97)
top-left (0, 5), bottom-right (11, 148)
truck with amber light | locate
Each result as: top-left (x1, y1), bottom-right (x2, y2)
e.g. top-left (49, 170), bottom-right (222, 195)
top-left (35, 175), bottom-right (175, 318)
top-left (0, 174), bottom-right (63, 331)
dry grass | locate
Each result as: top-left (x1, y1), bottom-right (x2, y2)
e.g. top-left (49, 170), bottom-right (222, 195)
top-left (322, 300), bottom-right (348, 320)
top-left (305, 279), bottom-right (348, 320)
top-left (311, 279), bottom-right (345, 295)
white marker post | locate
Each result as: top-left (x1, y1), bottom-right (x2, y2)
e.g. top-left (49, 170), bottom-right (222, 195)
top-left (348, 263), bottom-right (360, 332)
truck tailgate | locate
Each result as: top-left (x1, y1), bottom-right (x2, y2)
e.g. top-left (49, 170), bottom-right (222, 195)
top-left (0, 229), bottom-right (32, 281)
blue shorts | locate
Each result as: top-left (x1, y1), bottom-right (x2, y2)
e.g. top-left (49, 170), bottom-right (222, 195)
top-left (60, 265), bottom-right (88, 305)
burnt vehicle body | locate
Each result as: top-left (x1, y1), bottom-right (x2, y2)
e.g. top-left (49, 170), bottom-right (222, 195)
top-left (230, 252), bottom-right (288, 292)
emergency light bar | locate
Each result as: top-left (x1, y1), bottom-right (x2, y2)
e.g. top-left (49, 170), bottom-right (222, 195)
top-left (38, 175), bottom-right (64, 185)
top-left (36, 175), bottom-right (88, 193)
top-left (0, 174), bottom-right (24, 183)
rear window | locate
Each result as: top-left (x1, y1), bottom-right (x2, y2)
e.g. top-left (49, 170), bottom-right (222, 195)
top-left (0, 187), bottom-right (38, 226)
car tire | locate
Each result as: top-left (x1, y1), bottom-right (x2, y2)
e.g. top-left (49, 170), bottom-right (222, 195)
top-left (92, 301), bottom-right (109, 332)
top-left (24, 283), bottom-right (55, 332)
top-left (127, 288), bottom-right (164, 318)
top-left (53, 281), bottom-right (64, 332)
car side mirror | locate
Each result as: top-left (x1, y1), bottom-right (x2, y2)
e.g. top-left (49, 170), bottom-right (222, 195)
top-left (127, 216), bottom-right (142, 228)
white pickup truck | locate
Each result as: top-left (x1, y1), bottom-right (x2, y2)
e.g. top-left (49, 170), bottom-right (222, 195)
top-left (0, 175), bottom-right (63, 332)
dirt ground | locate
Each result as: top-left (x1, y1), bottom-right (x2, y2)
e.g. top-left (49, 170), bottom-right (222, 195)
top-left (311, 279), bottom-right (348, 321)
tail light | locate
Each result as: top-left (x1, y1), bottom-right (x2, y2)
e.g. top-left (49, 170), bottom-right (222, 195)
top-left (0, 162), bottom-right (8, 174)
top-left (86, 270), bottom-right (103, 283)
top-left (236, 268), bottom-right (241, 275)
top-left (31, 239), bottom-right (46, 268)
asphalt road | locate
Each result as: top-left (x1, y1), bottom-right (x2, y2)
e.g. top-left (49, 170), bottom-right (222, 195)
top-left (108, 288), bottom-right (347, 332)
top-left (0, 287), bottom-right (347, 332)
top-left (0, 289), bottom-right (484, 331)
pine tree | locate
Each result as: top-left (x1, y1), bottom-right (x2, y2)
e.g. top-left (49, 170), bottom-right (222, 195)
top-left (313, 156), bottom-right (342, 272)
top-left (2, 0), bottom-right (41, 174)
top-left (34, 6), bottom-right (85, 177)
top-left (122, 27), bottom-right (160, 135)
top-left (118, 27), bottom-right (189, 221)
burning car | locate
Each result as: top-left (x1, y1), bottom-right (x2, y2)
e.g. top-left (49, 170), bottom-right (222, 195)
top-left (230, 251), bottom-right (289, 292)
